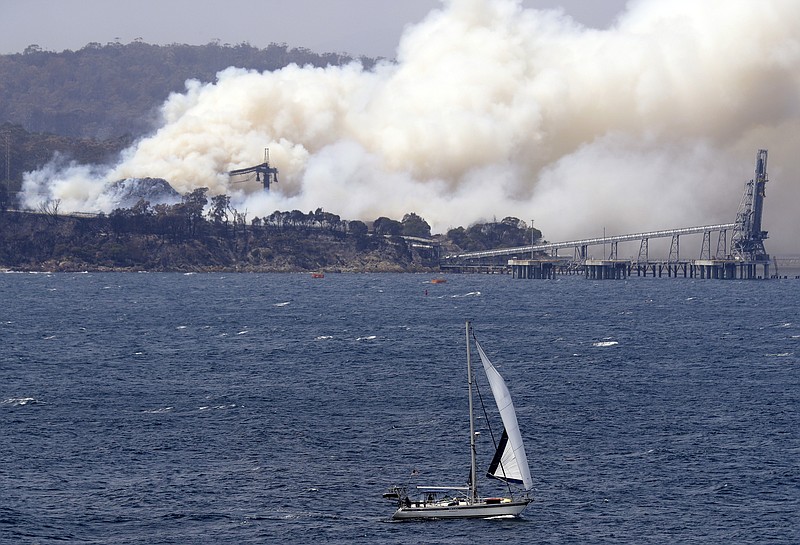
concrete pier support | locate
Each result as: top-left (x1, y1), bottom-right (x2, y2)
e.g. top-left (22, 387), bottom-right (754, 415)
top-left (692, 259), bottom-right (769, 280)
top-left (584, 259), bottom-right (629, 280)
top-left (509, 259), bottom-right (560, 279)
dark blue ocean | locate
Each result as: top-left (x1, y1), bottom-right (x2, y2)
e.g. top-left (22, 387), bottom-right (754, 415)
top-left (1, 272), bottom-right (798, 544)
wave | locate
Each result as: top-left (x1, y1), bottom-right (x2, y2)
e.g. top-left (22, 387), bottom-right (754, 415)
top-left (143, 406), bottom-right (174, 414)
top-left (451, 291), bottom-right (482, 298)
top-left (2, 397), bottom-right (42, 406)
top-left (198, 404), bottom-right (237, 411)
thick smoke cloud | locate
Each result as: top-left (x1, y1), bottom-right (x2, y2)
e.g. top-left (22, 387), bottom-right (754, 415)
top-left (21, 0), bottom-right (800, 253)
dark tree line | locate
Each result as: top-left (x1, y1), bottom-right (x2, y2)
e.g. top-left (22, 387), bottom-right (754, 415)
top-left (104, 189), bottom-right (538, 251)
top-left (104, 189), bottom-right (436, 244)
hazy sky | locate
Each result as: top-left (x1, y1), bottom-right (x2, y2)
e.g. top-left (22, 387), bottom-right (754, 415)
top-left (1, 0), bottom-right (628, 58)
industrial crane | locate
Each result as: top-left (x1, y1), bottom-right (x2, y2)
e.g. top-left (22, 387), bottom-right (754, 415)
top-left (731, 149), bottom-right (769, 262)
top-left (228, 148), bottom-right (279, 191)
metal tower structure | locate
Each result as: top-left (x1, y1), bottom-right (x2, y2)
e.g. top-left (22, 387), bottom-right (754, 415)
top-left (228, 148), bottom-right (279, 191)
top-left (731, 149), bottom-right (769, 262)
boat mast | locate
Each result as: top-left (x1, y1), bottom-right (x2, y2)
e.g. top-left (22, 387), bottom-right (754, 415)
top-left (466, 320), bottom-right (478, 503)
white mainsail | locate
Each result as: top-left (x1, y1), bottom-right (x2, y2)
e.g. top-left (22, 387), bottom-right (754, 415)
top-left (475, 339), bottom-right (533, 491)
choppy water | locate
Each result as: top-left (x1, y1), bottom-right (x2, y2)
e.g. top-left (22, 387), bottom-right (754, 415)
top-left (1, 272), bottom-right (798, 544)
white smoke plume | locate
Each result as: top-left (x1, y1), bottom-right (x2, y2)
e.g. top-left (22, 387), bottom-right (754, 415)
top-left (21, 0), bottom-right (800, 253)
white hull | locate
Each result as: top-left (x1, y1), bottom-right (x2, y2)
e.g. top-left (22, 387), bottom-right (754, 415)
top-left (392, 499), bottom-right (530, 520)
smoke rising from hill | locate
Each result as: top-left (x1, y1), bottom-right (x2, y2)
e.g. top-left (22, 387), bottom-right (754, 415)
top-left (21, 0), bottom-right (800, 252)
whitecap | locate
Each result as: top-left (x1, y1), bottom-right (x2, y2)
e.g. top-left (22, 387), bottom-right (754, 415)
top-left (274, 302), bottom-right (290, 307)
top-left (199, 404), bottom-right (236, 411)
top-left (356, 335), bottom-right (377, 341)
top-left (2, 397), bottom-right (39, 406)
top-left (237, 330), bottom-right (248, 335)
top-left (176, 325), bottom-right (188, 330)
top-left (315, 336), bottom-right (333, 340)
top-left (143, 406), bottom-right (174, 413)
top-left (593, 341), bottom-right (619, 347)
top-left (451, 291), bottom-right (481, 298)
top-left (42, 335), bottom-right (56, 340)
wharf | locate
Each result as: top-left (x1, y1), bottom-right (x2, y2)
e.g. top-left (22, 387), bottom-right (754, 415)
top-left (508, 258), bottom-right (771, 280)
top-left (445, 149), bottom-right (776, 282)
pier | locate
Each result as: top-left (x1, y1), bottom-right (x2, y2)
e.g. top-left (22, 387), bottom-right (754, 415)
top-left (443, 150), bottom-right (774, 280)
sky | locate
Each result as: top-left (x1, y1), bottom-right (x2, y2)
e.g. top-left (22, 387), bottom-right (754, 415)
top-left (0, 0), bottom-right (627, 58)
top-left (6, 0), bottom-right (800, 255)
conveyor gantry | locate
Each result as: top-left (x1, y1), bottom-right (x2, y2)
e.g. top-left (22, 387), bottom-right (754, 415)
top-left (441, 149), bottom-right (773, 280)
top-left (443, 223), bottom-right (736, 262)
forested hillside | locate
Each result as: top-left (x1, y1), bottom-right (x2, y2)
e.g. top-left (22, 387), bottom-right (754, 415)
top-left (0, 41), bottom-right (377, 139)
top-left (0, 41), bottom-right (378, 199)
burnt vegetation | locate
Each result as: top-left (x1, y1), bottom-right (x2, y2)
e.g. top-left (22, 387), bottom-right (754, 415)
top-left (0, 192), bottom-right (540, 272)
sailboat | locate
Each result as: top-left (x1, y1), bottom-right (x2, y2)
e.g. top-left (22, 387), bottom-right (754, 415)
top-left (384, 320), bottom-right (533, 520)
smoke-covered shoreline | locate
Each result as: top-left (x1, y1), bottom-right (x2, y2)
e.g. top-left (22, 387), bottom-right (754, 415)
top-left (21, 0), bottom-right (800, 252)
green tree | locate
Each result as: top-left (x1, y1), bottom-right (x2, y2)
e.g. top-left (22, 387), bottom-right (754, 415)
top-left (181, 187), bottom-right (208, 237)
top-left (209, 194), bottom-right (230, 227)
top-left (373, 216), bottom-right (402, 237)
top-left (348, 220), bottom-right (368, 237)
top-left (401, 212), bottom-right (431, 238)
